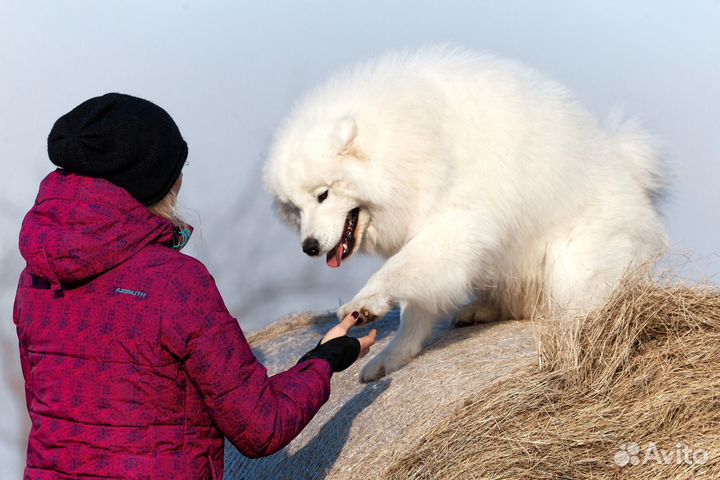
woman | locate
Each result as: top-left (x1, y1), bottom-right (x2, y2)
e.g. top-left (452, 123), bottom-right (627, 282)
top-left (13, 93), bottom-right (376, 479)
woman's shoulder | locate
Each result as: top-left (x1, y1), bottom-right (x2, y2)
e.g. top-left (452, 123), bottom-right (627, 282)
top-left (150, 249), bottom-right (230, 317)
top-left (130, 245), bottom-right (215, 284)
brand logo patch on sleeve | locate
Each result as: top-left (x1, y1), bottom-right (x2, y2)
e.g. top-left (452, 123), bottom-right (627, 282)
top-left (114, 287), bottom-right (148, 299)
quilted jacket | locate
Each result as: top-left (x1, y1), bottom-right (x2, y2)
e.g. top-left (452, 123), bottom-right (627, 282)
top-left (13, 169), bottom-right (332, 479)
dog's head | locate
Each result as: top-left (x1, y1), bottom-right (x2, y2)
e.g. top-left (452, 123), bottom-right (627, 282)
top-left (264, 115), bottom-right (376, 268)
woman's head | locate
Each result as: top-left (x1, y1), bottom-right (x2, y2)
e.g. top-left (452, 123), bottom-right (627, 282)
top-left (47, 93), bottom-right (188, 207)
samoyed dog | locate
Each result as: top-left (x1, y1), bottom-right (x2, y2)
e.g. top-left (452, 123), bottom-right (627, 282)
top-left (263, 48), bottom-right (667, 382)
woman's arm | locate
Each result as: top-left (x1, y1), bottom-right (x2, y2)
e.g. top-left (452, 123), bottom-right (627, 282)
top-left (160, 258), bottom-right (332, 458)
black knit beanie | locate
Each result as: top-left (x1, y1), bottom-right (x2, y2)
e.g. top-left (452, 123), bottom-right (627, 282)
top-left (47, 93), bottom-right (188, 206)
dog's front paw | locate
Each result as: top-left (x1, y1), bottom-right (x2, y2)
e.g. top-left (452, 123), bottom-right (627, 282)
top-left (359, 349), bottom-right (413, 382)
top-left (338, 293), bottom-right (393, 324)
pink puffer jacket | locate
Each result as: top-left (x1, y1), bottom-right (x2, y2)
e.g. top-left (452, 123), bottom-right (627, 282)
top-left (13, 170), bottom-right (332, 479)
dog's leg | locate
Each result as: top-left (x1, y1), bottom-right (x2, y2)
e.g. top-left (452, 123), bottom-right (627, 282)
top-left (338, 215), bottom-right (487, 323)
top-left (360, 302), bottom-right (438, 382)
top-left (338, 221), bottom-right (484, 321)
top-left (338, 216), bottom-right (495, 379)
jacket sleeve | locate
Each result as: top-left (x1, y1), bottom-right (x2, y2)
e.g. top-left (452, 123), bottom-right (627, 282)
top-left (160, 258), bottom-right (332, 458)
top-left (13, 277), bottom-right (35, 412)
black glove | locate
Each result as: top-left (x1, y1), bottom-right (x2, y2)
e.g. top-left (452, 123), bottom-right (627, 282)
top-left (297, 336), bottom-right (361, 373)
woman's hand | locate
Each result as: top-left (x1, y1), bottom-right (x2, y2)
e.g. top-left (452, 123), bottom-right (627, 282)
top-left (297, 311), bottom-right (378, 373)
top-left (321, 311), bottom-right (377, 358)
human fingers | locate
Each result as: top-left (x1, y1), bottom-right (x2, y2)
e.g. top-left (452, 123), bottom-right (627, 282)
top-left (358, 329), bottom-right (377, 352)
top-left (321, 312), bottom-right (360, 344)
top-left (338, 311), bottom-right (360, 333)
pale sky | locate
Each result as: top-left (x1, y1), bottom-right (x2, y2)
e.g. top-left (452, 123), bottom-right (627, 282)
top-left (1, 1), bottom-right (718, 476)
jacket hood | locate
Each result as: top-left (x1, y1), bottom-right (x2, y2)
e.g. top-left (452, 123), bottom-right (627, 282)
top-left (19, 169), bottom-right (180, 288)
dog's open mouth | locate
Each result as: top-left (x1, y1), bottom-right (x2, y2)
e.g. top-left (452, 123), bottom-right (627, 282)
top-left (326, 207), bottom-right (360, 268)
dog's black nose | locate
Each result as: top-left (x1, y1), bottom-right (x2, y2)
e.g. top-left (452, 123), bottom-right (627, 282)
top-left (302, 238), bottom-right (320, 256)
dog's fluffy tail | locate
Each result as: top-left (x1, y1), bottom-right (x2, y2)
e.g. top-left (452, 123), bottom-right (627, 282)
top-left (606, 112), bottom-right (667, 198)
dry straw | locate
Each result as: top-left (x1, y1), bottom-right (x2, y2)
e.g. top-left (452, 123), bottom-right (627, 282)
top-left (386, 270), bottom-right (720, 479)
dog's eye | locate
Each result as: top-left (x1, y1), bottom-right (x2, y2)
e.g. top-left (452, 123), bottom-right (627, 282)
top-left (317, 190), bottom-right (329, 203)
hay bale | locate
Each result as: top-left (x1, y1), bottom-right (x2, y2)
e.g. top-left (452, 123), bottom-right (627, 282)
top-left (224, 310), bottom-right (537, 479)
top-left (387, 273), bottom-right (720, 479)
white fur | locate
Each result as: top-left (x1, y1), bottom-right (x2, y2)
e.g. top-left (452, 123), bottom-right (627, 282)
top-left (263, 48), bottom-right (667, 382)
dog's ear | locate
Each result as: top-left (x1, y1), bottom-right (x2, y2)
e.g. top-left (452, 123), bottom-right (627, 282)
top-left (332, 115), bottom-right (357, 153)
top-left (334, 116), bottom-right (368, 160)
top-left (334, 116), bottom-right (357, 152)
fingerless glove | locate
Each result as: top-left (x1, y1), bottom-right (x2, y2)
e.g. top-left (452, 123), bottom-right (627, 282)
top-left (297, 336), bottom-right (361, 373)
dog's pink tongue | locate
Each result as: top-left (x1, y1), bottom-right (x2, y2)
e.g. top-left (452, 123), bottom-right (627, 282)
top-left (326, 245), bottom-right (343, 268)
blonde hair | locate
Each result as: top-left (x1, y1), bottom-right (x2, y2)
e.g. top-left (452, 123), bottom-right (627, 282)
top-left (149, 188), bottom-right (185, 227)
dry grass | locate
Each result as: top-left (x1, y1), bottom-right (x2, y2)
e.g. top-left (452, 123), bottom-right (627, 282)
top-left (246, 311), bottom-right (335, 346)
top-left (386, 271), bottom-right (720, 479)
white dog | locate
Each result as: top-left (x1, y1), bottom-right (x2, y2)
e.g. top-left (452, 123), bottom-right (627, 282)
top-left (263, 48), bottom-right (667, 382)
